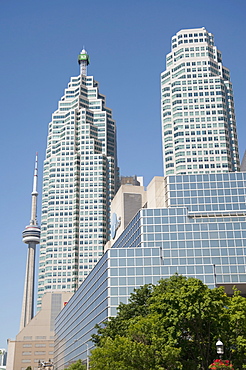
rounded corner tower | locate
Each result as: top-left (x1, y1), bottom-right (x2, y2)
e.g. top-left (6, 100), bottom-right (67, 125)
top-left (161, 27), bottom-right (240, 176)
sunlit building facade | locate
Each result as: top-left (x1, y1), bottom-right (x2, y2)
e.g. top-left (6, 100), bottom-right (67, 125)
top-left (161, 27), bottom-right (240, 175)
top-left (37, 49), bottom-right (118, 310)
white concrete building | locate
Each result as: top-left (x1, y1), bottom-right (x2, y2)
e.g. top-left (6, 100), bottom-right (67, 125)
top-left (37, 49), bottom-right (118, 310)
top-left (161, 27), bottom-right (240, 176)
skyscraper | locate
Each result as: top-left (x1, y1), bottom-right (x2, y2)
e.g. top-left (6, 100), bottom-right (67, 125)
top-left (161, 27), bottom-right (240, 176)
top-left (20, 154), bottom-right (40, 330)
top-left (37, 49), bottom-right (118, 310)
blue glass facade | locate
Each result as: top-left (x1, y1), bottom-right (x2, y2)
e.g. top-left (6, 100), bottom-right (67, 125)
top-left (54, 172), bottom-right (246, 369)
top-left (166, 172), bottom-right (246, 212)
top-left (55, 253), bottom-right (109, 369)
top-left (54, 247), bottom-right (164, 369)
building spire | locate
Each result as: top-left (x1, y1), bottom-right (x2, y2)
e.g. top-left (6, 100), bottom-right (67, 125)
top-left (78, 48), bottom-right (90, 76)
top-left (31, 152), bottom-right (38, 225)
top-left (20, 154), bottom-right (41, 331)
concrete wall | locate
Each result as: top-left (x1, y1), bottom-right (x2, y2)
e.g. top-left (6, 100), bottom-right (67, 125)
top-left (7, 292), bottom-right (72, 370)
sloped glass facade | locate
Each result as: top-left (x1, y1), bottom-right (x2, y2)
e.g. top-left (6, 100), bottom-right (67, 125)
top-left (54, 172), bottom-right (246, 369)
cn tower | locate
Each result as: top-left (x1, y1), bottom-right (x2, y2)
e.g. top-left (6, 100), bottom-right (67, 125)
top-left (19, 154), bottom-right (40, 331)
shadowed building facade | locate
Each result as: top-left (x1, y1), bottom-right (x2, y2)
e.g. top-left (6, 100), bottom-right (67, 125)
top-left (241, 151), bottom-right (246, 172)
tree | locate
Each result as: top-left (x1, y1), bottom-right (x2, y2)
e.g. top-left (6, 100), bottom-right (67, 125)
top-left (90, 334), bottom-right (182, 370)
top-left (64, 359), bottom-right (86, 370)
top-left (92, 283), bottom-right (154, 346)
top-left (224, 289), bottom-right (246, 369)
top-left (90, 275), bottom-right (246, 370)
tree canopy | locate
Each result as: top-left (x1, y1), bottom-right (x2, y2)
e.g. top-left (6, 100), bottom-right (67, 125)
top-left (64, 359), bottom-right (86, 370)
top-left (90, 275), bottom-right (246, 370)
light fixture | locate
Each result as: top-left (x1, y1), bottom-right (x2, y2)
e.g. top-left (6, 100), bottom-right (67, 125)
top-left (216, 339), bottom-right (224, 359)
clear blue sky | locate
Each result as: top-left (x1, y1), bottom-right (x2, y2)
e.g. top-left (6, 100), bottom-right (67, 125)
top-left (1, 0), bottom-right (246, 349)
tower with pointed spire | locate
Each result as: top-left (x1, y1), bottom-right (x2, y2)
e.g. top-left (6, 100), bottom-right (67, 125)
top-left (37, 48), bottom-right (118, 310)
top-left (20, 154), bottom-right (40, 330)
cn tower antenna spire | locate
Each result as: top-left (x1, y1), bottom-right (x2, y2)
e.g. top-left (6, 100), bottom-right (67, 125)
top-left (20, 154), bottom-right (41, 331)
top-left (31, 152), bottom-right (38, 225)
top-left (78, 48), bottom-right (90, 76)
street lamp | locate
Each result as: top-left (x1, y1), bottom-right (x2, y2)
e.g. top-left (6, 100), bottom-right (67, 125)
top-left (74, 339), bottom-right (89, 369)
top-left (216, 339), bottom-right (224, 360)
top-left (86, 343), bottom-right (89, 370)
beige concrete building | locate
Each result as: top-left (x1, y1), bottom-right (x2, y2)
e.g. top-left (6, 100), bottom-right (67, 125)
top-left (146, 176), bottom-right (166, 208)
top-left (104, 182), bottom-right (146, 251)
top-left (105, 176), bottom-right (171, 251)
top-left (7, 292), bottom-right (72, 370)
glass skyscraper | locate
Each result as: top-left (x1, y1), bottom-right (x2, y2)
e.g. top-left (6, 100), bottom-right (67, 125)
top-left (37, 49), bottom-right (118, 310)
top-left (161, 27), bottom-right (240, 175)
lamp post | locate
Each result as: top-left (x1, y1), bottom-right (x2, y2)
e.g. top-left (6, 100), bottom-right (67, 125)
top-left (86, 343), bottom-right (89, 370)
top-left (216, 339), bottom-right (224, 360)
top-left (74, 339), bottom-right (89, 369)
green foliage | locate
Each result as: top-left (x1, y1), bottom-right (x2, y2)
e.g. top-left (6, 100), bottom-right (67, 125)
top-left (64, 359), bottom-right (86, 370)
top-left (92, 283), bottom-right (153, 345)
top-left (90, 275), bottom-right (246, 370)
top-left (90, 335), bottom-right (182, 370)
top-left (223, 289), bottom-right (246, 369)
top-left (25, 367), bottom-right (32, 370)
